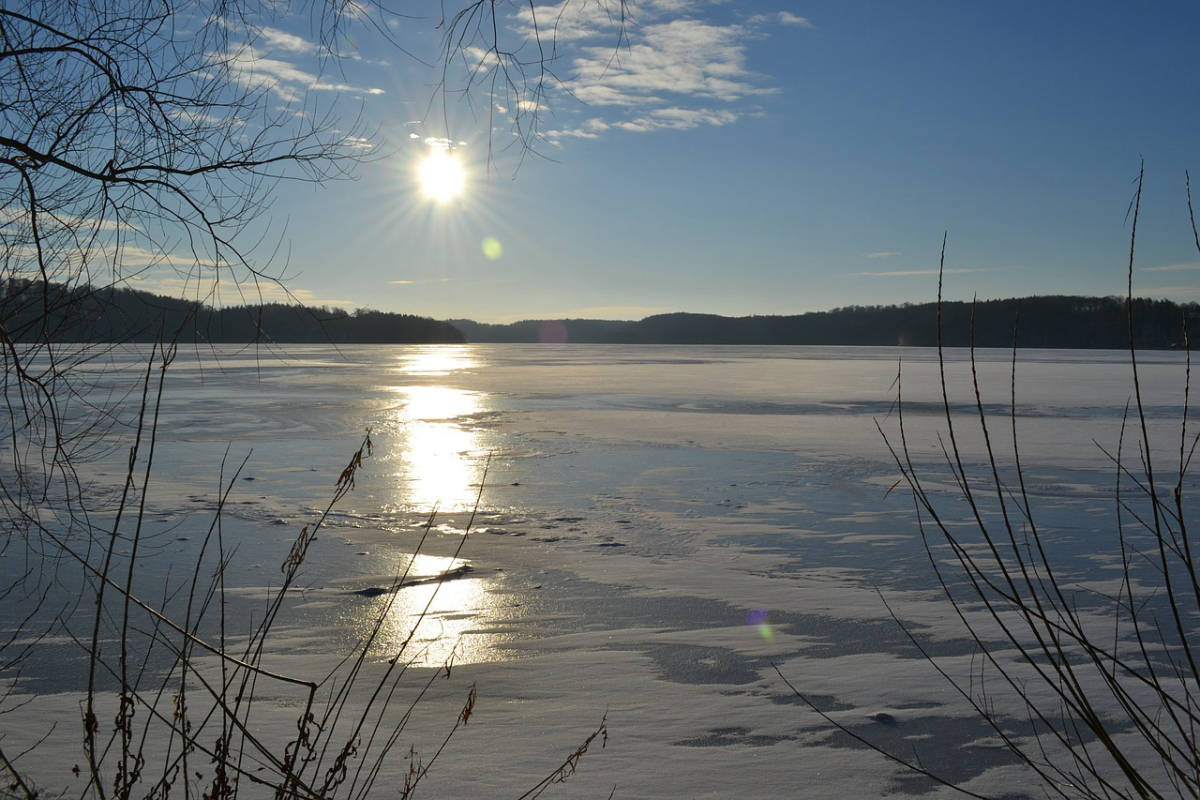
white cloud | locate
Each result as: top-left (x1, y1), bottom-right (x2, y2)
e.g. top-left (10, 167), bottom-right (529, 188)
top-left (507, 4), bottom-right (786, 143)
top-left (422, 136), bottom-right (462, 150)
top-left (257, 26), bottom-right (318, 53)
top-left (312, 81), bottom-right (385, 95)
top-left (571, 20), bottom-right (772, 105)
top-left (130, 275), bottom-right (356, 308)
top-left (388, 277), bottom-right (451, 285)
top-left (747, 11), bottom-right (814, 28)
top-left (613, 107), bottom-right (737, 132)
top-left (777, 12), bottom-right (814, 27)
top-left (573, 304), bottom-right (670, 318)
top-left (280, 288), bottom-right (357, 307)
top-left (1141, 261), bottom-right (1200, 272)
top-left (230, 50), bottom-right (313, 102)
top-left (569, 83), bottom-right (660, 107)
top-left (0, 208), bottom-right (134, 233)
top-left (338, 0), bottom-right (370, 21)
top-left (861, 268), bottom-right (982, 277)
top-left (230, 46), bottom-right (385, 102)
top-left (866, 251), bottom-right (901, 259)
top-left (543, 117), bottom-right (612, 140)
top-left (463, 46), bottom-right (501, 69)
top-left (643, 0), bottom-right (692, 12)
top-left (1133, 286), bottom-right (1200, 299)
top-left (492, 304), bottom-right (670, 322)
top-left (114, 246), bottom-right (181, 267)
top-left (5, 241), bottom-right (225, 272)
top-left (516, 1), bottom-right (611, 42)
top-left (167, 108), bottom-right (244, 128)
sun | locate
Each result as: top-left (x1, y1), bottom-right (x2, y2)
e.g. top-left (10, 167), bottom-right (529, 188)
top-left (416, 149), bottom-right (466, 202)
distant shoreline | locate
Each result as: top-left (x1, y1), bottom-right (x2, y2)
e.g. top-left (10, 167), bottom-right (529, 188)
top-left (451, 295), bottom-right (1197, 350)
top-left (6, 280), bottom-right (1196, 349)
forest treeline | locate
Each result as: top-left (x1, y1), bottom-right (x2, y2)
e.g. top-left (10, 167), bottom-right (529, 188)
top-left (1, 280), bottom-right (464, 343)
top-left (5, 280), bottom-right (1196, 348)
top-left (454, 295), bottom-right (1199, 348)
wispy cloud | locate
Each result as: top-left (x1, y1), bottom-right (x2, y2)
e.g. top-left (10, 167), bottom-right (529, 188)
top-left (546, 107), bottom-right (737, 139)
top-left (861, 268), bottom-right (982, 277)
top-left (574, 304), bottom-right (670, 318)
top-left (513, 4), bottom-right (807, 144)
top-left (1133, 286), bottom-right (1200, 299)
top-left (230, 46), bottom-right (385, 102)
top-left (1141, 261), bottom-right (1200, 272)
top-left (613, 107), bottom-right (737, 132)
top-left (257, 26), bottom-right (318, 54)
top-left (492, 304), bottom-right (670, 322)
top-left (388, 277), bottom-right (450, 285)
top-left (866, 251), bottom-right (901, 259)
top-left (313, 80), bottom-right (384, 94)
top-left (571, 19), bottom-right (774, 106)
top-left (118, 246), bottom-right (220, 268)
top-left (516, 1), bottom-right (611, 42)
top-left (7, 242), bottom-right (224, 271)
top-left (747, 11), bottom-right (813, 27)
top-left (241, 286), bottom-right (357, 308)
top-left (641, 0), bottom-right (693, 14)
top-left (777, 11), bottom-right (814, 27)
top-left (130, 275), bottom-right (357, 308)
top-left (543, 117), bottom-right (611, 139)
top-left (0, 208), bottom-right (135, 233)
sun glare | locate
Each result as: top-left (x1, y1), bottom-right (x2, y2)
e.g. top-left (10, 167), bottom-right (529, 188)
top-left (417, 149), bottom-right (466, 202)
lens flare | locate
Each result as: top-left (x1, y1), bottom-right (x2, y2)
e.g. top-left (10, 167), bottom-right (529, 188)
top-left (481, 236), bottom-right (503, 260)
top-left (747, 608), bottom-right (774, 642)
top-left (538, 321), bottom-right (568, 343)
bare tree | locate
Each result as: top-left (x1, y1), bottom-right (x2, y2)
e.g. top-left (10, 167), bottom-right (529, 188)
top-left (433, 0), bottom-right (628, 165)
top-left (0, 2), bottom-right (608, 797)
top-left (0, 0), bottom-right (365, 534)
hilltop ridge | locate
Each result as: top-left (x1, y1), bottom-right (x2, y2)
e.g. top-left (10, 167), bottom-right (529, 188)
top-left (452, 296), bottom-right (1197, 349)
top-left (0, 280), bottom-right (464, 344)
top-left (4, 280), bottom-right (1194, 348)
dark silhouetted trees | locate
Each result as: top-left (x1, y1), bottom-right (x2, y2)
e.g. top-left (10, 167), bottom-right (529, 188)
top-left (0, 280), bottom-right (463, 344)
top-left (455, 295), bottom-right (1198, 348)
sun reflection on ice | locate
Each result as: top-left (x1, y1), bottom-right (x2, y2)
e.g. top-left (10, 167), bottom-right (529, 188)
top-left (349, 345), bottom-right (517, 667)
top-left (381, 347), bottom-right (489, 513)
top-left (398, 347), bottom-right (478, 377)
top-left (383, 385), bottom-right (487, 512)
top-left (355, 555), bottom-right (508, 668)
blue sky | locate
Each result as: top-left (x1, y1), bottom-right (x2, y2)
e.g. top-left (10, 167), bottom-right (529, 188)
top-left (182, 1), bottom-right (1200, 322)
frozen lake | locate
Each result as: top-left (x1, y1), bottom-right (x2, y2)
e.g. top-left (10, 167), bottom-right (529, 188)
top-left (2, 343), bottom-right (1196, 797)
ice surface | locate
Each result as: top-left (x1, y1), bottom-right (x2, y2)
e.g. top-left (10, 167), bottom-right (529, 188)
top-left (2, 343), bottom-right (1195, 798)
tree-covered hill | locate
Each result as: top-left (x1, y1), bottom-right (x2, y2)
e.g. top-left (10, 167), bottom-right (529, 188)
top-left (6, 282), bottom-right (1194, 348)
top-left (1, 280), bottom-right (464, 344)
top-left (455, 296), bottom-right (1199, 349)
